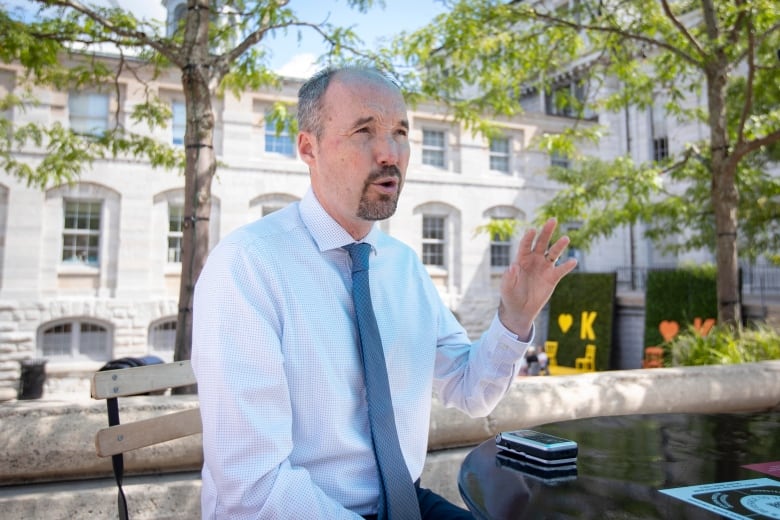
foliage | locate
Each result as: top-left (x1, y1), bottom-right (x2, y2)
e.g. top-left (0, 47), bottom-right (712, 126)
top-left (0, 0), bottom-right (385, 364)
top-left (666, 323), bottom-right (780, 366)
top-left (389, 0), bottom-right (780, 325)
top-left (473, 217), bottom-right (519, 241)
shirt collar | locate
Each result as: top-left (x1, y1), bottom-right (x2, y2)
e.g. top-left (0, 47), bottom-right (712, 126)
top-left (299, 188), bottom-right (379, 252)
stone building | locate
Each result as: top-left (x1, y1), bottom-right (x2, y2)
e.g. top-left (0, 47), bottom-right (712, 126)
top-left (0, 54), bottom-right (608, 399)
top-left (4, 0), bottom-right (758, 400)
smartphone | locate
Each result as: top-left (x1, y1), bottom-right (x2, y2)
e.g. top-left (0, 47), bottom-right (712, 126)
top-left (495, 429), bottom-right (578, 465)
top-left (496, 450), bottom-right (578, 485)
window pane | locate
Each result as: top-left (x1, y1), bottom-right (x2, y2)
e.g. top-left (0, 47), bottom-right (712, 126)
top-left (62, 200), bottom-right (101, 265)
top-left (168, 236), bottom-right (182, 262)
top-left (168, 204), bottom-right (184, 263)
top-left (422, 130), bottom-right (446, 167)
top-left (41, 323), bottom-right (72, 357)
top-left (422, 215), bottom-right (445, 267)
top-left (69, 92), bottom-right (108, 135)
top-left (551, 151), bottom-right (570, 169)
top-left (490, 138), bottom-right (509, 154)
top-left (80, 323), bottom-right (108, 359)
top-left (653, 137), bottom-right (669, 161)
top-left (169, 204), bottom-right (184, 232)
top-left (265, 112), bottom-right (295, 156)
top-left (489, 137), bottom-right (510, 173)
top-left (423, 216), bottom-right (444, 239)
top-left (491, 243), bottom-right (511, 267)
top-left (423, 243), bottom-right (444, 266)
top-left (172, 101), bottom-right (186, 145)
top-left (423, 130), bottom-right (444, 147)
top-left (150, 320), bottom-right (177, 352)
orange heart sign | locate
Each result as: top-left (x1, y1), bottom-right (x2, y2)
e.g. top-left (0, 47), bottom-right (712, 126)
top-left (659, 320), bottom-right (680, 342)
top-left (558, 314), bottom-right (573, 334)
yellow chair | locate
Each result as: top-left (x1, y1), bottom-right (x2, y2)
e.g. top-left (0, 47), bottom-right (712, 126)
top-left (544, 341), bottom-right (558, 367)
top-left (575, 344), bottom-right (597, 372)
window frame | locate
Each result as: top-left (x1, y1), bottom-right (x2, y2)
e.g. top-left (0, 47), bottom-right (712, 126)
top-left (68, 91), bottom-right (109, 136)
top-left (61, 199), bottom-right (102, 267)
top-left (171, 100), bottom-right (186, 146)
top-left (422, 215), bottom-right (446, 268)
top-left (38, 318), bottom-right (113, 361)
top-left (264, 111), bottom-right (296, 157)
top-left (149, 318), bottom-right (177, 360)
top-left (489, 136), bottom-right (511, 174)
top-left (167, 202), bottom-right (184, 263)
top-left (422, 128), bottom-right (446, 168)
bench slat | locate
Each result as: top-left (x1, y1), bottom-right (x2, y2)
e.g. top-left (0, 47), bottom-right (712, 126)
top-left (95, 408), bottom-right (202, 457)
top-left (91, 360), bottom-right (196, 399)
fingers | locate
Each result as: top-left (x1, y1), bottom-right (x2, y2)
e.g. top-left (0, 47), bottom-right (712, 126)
top-left (545, 235), bottom-right (571, 262)
top-left (531, 218), bottom-right (557, 254)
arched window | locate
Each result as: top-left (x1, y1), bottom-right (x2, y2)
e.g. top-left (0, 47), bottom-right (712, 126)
top-left (149, 318), bottom-right (177, 360)
top-left (483, 206), bottom-right (525, 270)
top-left (38, 318), bottom-right (112, 361)
top-left (413, 202), bottom-right (461, 293)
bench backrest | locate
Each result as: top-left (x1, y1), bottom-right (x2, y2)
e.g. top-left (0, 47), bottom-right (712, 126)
top-left (91, 360), bottom-right (202, 457)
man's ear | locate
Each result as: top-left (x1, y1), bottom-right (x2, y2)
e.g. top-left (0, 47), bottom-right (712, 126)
top-left (298, 131), bottom-right (316, 167)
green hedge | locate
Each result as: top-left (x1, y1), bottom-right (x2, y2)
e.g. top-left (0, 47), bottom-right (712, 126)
top-left (644, 266), bottom-right (718, 348)
top-left (547, 272), bottom-right (617, 371)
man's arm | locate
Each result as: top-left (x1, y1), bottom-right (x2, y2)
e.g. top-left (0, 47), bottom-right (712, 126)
top-left (433, 219), bottom-right (575, 418)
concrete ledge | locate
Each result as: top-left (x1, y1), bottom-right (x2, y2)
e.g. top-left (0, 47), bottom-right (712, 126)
top-left (2, 361), bottom-right (779, 486)
top-left (1, 396), bottom-right (202, 485)
top-left (429, 360), bottom-right (780, 449)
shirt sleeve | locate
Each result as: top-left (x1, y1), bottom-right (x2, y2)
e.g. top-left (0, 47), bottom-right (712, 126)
top-left (192, 240), bottom-right (363, 520)
top-left (433, 310), bottom-right (534, 419)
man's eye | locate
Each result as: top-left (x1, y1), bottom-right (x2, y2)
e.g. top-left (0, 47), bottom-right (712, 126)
top-left (356, 127), bottom-right (370, 133)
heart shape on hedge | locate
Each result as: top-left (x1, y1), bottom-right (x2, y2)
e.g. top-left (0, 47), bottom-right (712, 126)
top-left (558, 314), bottom-right (573, 334)
top-left (659, 320), bottom-right (680, 342)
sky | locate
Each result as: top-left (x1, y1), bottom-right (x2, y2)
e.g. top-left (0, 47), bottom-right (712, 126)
top-left (11, 0), bottom-right (449, 78)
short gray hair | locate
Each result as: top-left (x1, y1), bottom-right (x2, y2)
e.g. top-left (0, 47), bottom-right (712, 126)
top-left (297, 66), bottom-right (399, 139)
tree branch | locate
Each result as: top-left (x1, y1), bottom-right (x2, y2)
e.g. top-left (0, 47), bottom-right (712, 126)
top-left (522, 4), bottom-right (704, 68)
top-left (42, 0), bottom-right (183, 66)
top-left (660, 0), bottom-right (706, 58)
top-left (729, 128), bottom-right (780, 168)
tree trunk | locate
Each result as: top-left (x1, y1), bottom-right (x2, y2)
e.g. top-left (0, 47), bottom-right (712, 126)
top-left (707, 62), bottom-right (741, 326)
top-left (173, 0), bottom-right (217, 386)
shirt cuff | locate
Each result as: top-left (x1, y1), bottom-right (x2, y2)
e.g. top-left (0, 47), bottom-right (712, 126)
top-left (494, 313), bottom-right (535, 344)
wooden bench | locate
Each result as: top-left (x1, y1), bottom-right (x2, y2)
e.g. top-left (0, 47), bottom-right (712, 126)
top-left (91, 360), bottom-right (201, 519)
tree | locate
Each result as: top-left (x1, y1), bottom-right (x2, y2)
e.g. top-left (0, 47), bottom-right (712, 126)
top-left (390, 0), bottom-right (780, 326)
top-left (1, 0), bottom-right (380, 367)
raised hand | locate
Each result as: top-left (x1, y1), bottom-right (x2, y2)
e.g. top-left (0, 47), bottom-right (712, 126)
top-left (498, 218), bottom-right (578, 340)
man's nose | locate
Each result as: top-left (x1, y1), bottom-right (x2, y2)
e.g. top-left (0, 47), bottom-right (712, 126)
top-left (375, 134), bottom-right (400, 165)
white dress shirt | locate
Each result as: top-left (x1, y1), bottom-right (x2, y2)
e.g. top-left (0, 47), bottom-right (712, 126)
top-left (192, 188), bottom-right (532, 519)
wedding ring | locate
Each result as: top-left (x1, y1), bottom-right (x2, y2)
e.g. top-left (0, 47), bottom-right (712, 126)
top-left (544, 251), bottom-right (556, 263)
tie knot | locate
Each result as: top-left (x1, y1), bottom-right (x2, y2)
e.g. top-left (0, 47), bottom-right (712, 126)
top-left (343, 242), bottom-right (371, 273)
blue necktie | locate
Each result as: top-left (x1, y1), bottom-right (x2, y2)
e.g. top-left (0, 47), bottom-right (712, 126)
top-left (343, 243), bottom-right (421, 520)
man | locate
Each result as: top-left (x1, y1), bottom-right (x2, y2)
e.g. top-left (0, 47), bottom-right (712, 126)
top-left (192, 66), bottom-right (577, 519)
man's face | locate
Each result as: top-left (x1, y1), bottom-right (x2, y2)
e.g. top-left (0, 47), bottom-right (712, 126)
top-left (298, 73), bottom-right (410, 239)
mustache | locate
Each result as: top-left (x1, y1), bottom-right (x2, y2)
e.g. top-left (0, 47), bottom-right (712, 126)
top-left (366, 165), bottom-right (402, 182)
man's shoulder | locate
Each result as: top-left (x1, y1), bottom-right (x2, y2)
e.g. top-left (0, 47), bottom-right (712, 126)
top-left (218, 203), bottom-right (305, 254)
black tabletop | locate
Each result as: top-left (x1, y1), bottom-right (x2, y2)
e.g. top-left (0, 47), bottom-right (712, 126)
top-left (458, 409), bottom-right (780, 519)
